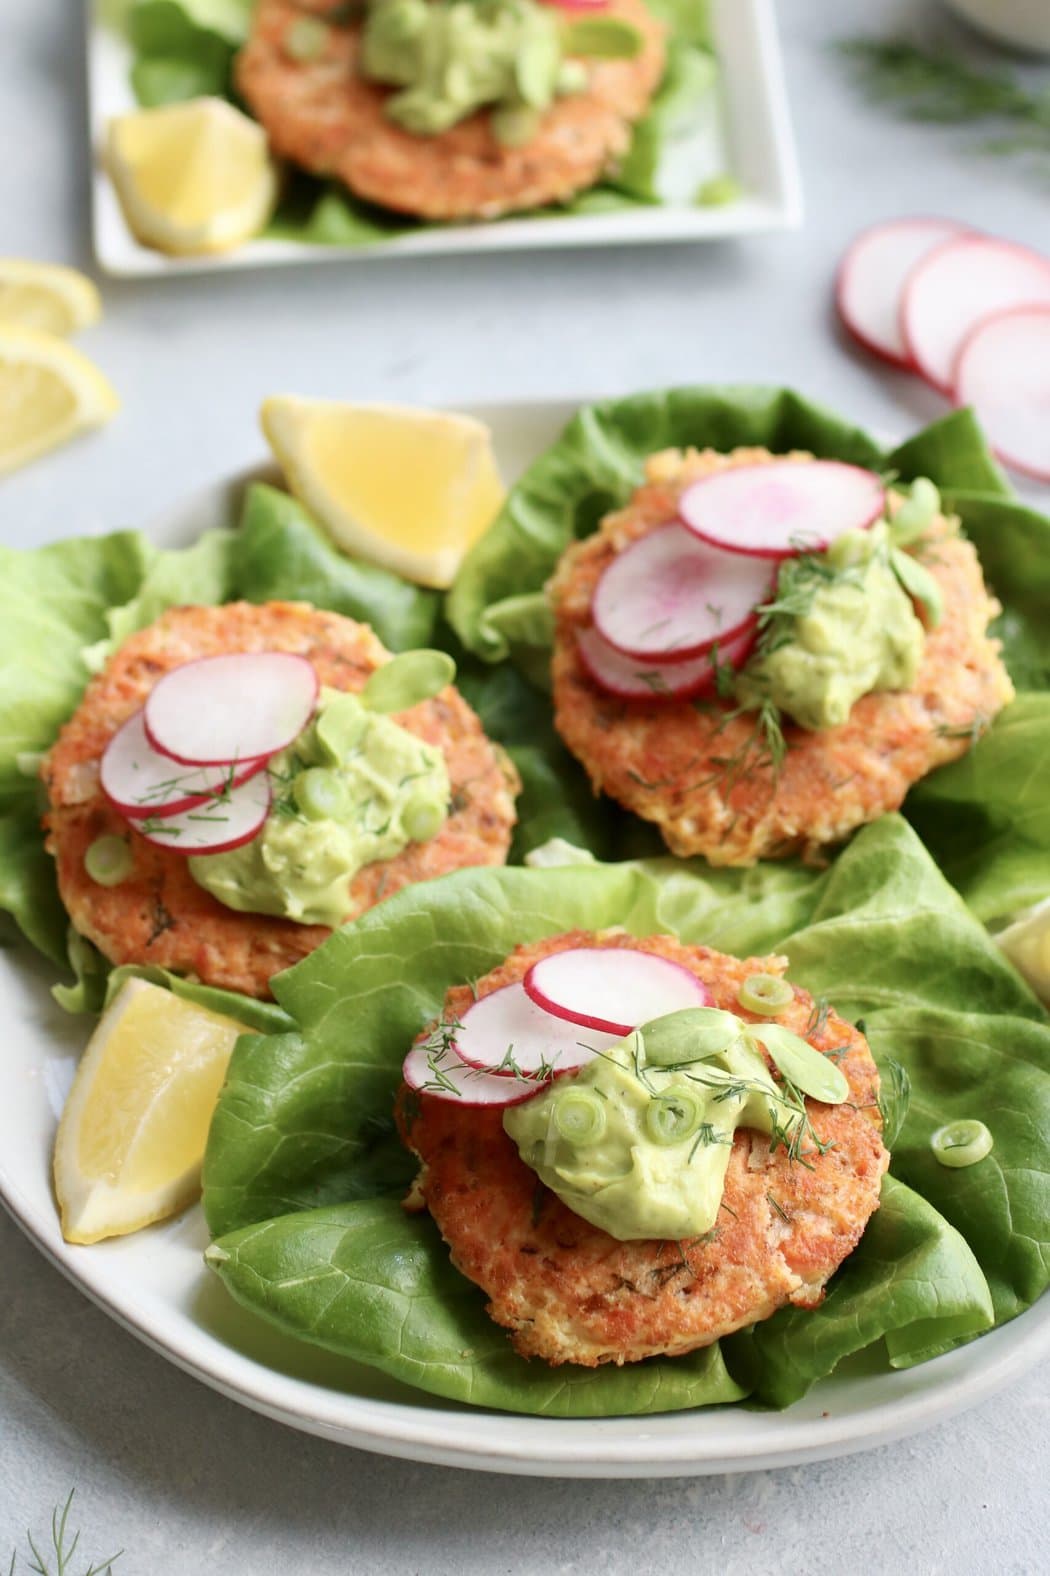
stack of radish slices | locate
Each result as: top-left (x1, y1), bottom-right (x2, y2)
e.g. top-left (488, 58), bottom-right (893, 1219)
top-left (838, 219), bottom-right (1050, 482)
top-left (578, 461), bottom-right (886, 702)
top-left (403, 947), bottom-right (713, 1107)
top-left (99, 652), bottom-right (318, 853)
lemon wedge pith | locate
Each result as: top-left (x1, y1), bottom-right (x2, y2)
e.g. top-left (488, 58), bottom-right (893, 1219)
top-left (105, 97), bottom-right (278, 256)
top-left (53, 978), bottom-right (252, 1245)
top-left (0, 259), bottom-right (101, 336)
top-left (0, 326), bottom-right (119, 478)
top-left (261, 397), bottom-right (506, 589)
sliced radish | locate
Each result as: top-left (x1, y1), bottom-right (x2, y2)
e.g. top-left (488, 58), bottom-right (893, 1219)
top-left (133, 769), bottom-right (272, 855)
top-left (836, 217), bottom-right (971, 367)
top-left (591, 522), bottom-right (772, 663)
top-left (524, 947), bottom-right (711, 1037)
top-left (144, 652), bottom-right (318, 767)
top-left (402, 1035), bottom-right (543, 1108)
top-left (577, 622), bottom-right (754, 702)
top-left (902, 236), bottom-right (1050, 394)
top-left (101, 709), bottom-right (267, 821)
top-left (678, 461), bottom-right (885, 560)
top-left (452, 981), bottom-right (622, 1077)
top-left (954, 306), bottom-right (1050, 482)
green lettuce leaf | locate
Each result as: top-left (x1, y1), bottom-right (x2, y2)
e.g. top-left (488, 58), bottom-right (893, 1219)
top-left (203, 816), bottom-right (1043, 1413)
top-left (120, 0), bottom-right (723, 245)
top-left (231, 484), bottom-right (440, 653)
top-left (205, 1199), bottom-right (745, 1416)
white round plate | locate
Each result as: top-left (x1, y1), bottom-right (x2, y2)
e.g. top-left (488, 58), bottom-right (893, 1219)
top-left (2, 398), bottom-right (1047, 1477)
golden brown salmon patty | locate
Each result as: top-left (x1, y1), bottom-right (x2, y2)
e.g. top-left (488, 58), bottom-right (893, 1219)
top-left (236, 0), bottom-right (666, 221)
top-left (43, 601), bottom-right (518, 999)
top-left (398, 930), bottom-right (888, 1367)
top-left (549, 448), bottom-right (1015, 866)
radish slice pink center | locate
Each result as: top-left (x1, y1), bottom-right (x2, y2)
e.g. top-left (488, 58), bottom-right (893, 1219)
top-left (576, 622), bottom-right (753, 702)
top-left (591, 521), bottom-right (772, 662)
top-left (402, 1035), bottom-right (542, 1107)
top-left (678, 461), bottom-right (885, 560)
top-left (954, 305), bottom-right (1050, 483)
top-left (836, 217), bottom-right (970, 366)
top-left (144, 651), bottom-right (319, 767)
top-left (453, 981), bottom-right (622, 1077)
top-left (523, 947), bottom-right (711, 1037)
top-left (101, 709), bottom-right (266, 820)
top-left (902, 236), bottom-right (1050, 393)
top-left (134, 770), bottom-right (272, 855)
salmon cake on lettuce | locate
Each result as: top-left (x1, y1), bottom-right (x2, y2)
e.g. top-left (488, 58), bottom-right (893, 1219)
top-left (43, 601), bottom-right (518, 999)
top-left (398, 930), bottom-right (888, 1366)
top-left (548, 448), bottom-right (1014, 866)
top-left (236, 0), bottom-right (667, 221)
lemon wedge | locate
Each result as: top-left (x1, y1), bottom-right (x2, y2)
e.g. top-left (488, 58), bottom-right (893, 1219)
top-left (53, 978), bottom-right (252, 1244)
top-left (995, 899), bottom-right (1050, 1003)
top-left (0, 326), bottom-right (119, 477)
top-left (0, 259), bottom-right (101, 335)
top-left (105, 97), bottom-right (278, 256)
top-left (261, 397), bottom-right (506, 589)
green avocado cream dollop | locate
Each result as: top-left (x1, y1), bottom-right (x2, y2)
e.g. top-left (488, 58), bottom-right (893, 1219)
top-left (361, 0), bottom-right (640, 144)
top-left (503, 1012), bottom-right (791, 1242)
top-left (189, 686), bottom-right (450, 927)
top-left (735, 521), bottom-right (926, 731)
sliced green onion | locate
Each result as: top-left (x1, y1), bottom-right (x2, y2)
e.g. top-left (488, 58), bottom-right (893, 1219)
top-left (890, 547), bottom-right (944, 628)
top-left (294, 767), bottom-right (352, 823)
top-left (645, 1088), bottom-right (704, 1147)
top-left (361, 650), bottom-right (456, 715)
top-left (738, 973), bottom-right (794, 1016)
top-left (285, 17), bottom-right (329, 62)
top-left (930, 1119), bottom-right (993, 1169)
top-left (85, 835), bottom-right (133, 887)
top-left (403, 793), bottom-right (446, 843)
top-left (315, 694), bottom-right (369, 763)
top-left (890, 477), bottom-right (941, 545)
top-left (561, 17), bottom-right (644, 60)
top-left (643, 1007), bottom-right (741, 1067)
top-left (696, 174), bottom-right (741, 208)
top-left (552, 1088), bottom-right (607, 1145)
top-left (751, 1023), bottom-right (850, 1104)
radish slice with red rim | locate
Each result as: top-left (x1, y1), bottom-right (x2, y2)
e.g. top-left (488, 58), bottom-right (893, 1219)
top-left (953, 305), bottom-right (1050, 482)
top-left (101, 709), bottom-right (267, 820)
top-left (523, 947), bottom-right (712, 1037)
top-left (678, 461), bottom-right (885, 560)
top-left (576, 622), bottom-right (754, 702)
top-left (452, 981), bottom-right (622, 1077)
top-left (144, 652), bottom-right (319, 767)
top-left (402, 1035), bottom-right (544, 1107)
top-left (902, 236), bottom-right (1050, 394)
top-left (133, 769), bottom-right (272, 854)
top-left (836, 217), bottom-right (971, 367)
top-left (591, 522), bottom-right (773, 662)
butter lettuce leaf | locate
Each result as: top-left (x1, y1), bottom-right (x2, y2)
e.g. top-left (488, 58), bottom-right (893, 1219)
top-left (205, 1199), bottom-right (745, 1416)
top-left (203, 816), bottom-right (1045, 1414)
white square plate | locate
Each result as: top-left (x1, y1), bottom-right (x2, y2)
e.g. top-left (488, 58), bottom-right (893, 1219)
top-left (87, 0), bottom-right (803, 278)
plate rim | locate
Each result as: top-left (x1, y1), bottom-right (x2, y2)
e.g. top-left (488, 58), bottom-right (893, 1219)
top-left (3, 396), bottom-right (1047, 1477)
top-left (85, 0), bottom-right (804, 278)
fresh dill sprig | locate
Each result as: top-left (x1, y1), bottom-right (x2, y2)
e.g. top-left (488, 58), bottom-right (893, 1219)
top-left (839, 38), bottom-right (1050, 168)
top-left (11, 1489), bottom-right (122, 1576)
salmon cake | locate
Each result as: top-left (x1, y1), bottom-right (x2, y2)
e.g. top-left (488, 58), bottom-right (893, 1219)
top-left (43, 601), bottom-right (518, 999)
top-left (550, 448), bottom-right (1015, 866)
top-left (398, 931), bottom-right (888, 1367)
top-left (236, 0), bottom-right (667, 221)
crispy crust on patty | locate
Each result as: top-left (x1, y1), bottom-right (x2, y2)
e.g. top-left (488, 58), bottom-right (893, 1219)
top-left (398, 930), bottom-right (888, 1367)
top-left (236, 0), bottom-right (666, 221)
top-left (43, 601), bottom-right (518, 999)
top-left (549, 448), bottom-right (1015, 866)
